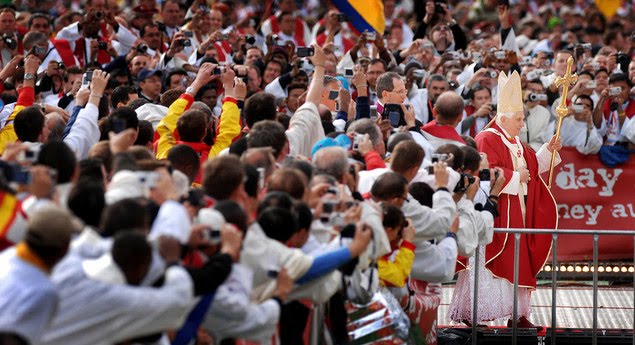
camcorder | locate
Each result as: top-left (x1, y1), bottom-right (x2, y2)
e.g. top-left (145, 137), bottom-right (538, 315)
top-left (527, 93), bottom-right (547, 102)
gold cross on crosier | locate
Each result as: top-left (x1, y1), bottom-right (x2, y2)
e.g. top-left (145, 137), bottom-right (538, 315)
top-left (548, 56), bottom-right (578, 189)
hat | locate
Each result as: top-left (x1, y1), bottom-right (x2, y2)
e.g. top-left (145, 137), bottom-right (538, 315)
top-left (198, 208), bottom-right (226, 228)
top-left (105, 170), bottom-right (146, 204)
top-left (497, 71), bottom-right (523, 113)
top-left (136, 103), bottom-right (168, 130)
top-left (27, 205), bottom-right (83, 247)
top-left (138, 68), bottom-right (163, 82)
top-left (310, 134), bottom-right (352, 158)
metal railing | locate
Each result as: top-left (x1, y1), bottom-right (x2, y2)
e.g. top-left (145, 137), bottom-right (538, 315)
top-left (468, 228), bottom-right (635, 345)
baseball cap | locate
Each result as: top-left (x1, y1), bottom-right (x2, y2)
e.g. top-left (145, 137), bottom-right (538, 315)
top-left (27, 205), bottom-right (83, 247)
top-left (138, 68), bottom-right (163, 82)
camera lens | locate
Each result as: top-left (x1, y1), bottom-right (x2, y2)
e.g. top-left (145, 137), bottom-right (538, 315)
top-left (95, 11), bottom-right (103, 19)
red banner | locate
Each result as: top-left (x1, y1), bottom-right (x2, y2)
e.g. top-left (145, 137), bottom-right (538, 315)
top-left (544, 147), bottom-right (634, 261)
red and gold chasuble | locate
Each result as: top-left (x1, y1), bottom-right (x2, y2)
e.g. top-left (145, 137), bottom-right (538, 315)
top-left (470, 123), bottom-right (556, 288)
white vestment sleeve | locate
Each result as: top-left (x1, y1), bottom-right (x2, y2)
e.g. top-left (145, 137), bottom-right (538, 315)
top-left (148, 200), bottom-right (192, 244)
top-left (402, 190), bottom-right (456, 243)
top-left (286, 102), bottom-right (325, 158)
top-left (113, 25), bottom-right (137, 53)
top-left (263, 76), bottom-right (288, 100)
top-left (500, 171), bottom-right (520, 195)
top-left (581, 127), bottom-right (603, 154)
top-left (107, 266), bottom-right (195, 342)
top-left (63, 103), bottom-right (100, 159)
top-left (410, 237), bottom-right (457, 282)
top-left (56, 22), bottom-right (81, 51)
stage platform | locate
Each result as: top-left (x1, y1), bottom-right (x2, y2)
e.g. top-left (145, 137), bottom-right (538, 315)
top-left (438, 283), bottom-right (634, 329)
top-left (437, 283), bottom-right (634, 343)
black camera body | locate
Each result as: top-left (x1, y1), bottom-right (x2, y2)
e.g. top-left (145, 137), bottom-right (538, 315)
top-left (137, 44), bottom-right (148, 54)
top-left (98, 41), bottom-right (108, 50)
top-left (2, 34), bottom-right (17, 50)
top-left (478, 169), bottom-right (499, 182)
top-left (454, 172), bottom-right (476, 193)
top-left (435, 2), bottom-right (445, 14)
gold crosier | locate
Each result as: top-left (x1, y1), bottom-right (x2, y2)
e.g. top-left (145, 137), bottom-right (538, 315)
top-left (548, 56), bottom-right (578, 188)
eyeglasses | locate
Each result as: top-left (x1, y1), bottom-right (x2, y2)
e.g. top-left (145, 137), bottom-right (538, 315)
top-left (390, 89), bottom-right (408, 95)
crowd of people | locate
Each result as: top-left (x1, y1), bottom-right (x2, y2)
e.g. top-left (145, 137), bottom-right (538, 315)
top-left (0, 0), bottom-right (633, 344)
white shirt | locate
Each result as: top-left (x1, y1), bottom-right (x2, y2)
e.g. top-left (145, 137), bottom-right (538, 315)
top-left (402, 189), bottom-right (456, 244)
top-left (559, 115), bottom-right (602, 154)
top-left (63, 103), bottom-right (100, 159)
top-left (37, 41), bottom-right (80, 75)
top-left (203, 264), bottom-right (280, 343)
top-left (42, 256), bottom-right (194, 345)
top-left (519, 104), bottom-right (551, 152)
top-left (286, 102), bottom-right (325, 158)
top-left (55, 22), bottom-right (138, 65)
top-left (0, 248), bottom-right (58, 345)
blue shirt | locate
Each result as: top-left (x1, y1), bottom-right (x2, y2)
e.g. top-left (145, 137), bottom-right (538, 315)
top-left (0, 247), bottom-right (58, 345)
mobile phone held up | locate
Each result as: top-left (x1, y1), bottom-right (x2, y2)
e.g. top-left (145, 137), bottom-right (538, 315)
top-left (296, 47), bottom-right (314, 58)
top-left (381, 103), bottom-right (407, 128)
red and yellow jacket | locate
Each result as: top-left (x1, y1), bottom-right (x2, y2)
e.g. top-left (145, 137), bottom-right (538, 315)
top-left (0, 86), bottom-right (35, 154)
top-left (155, 94), bottom-right (242, 161)
top-left (378, 240), bottom-right (416, 288)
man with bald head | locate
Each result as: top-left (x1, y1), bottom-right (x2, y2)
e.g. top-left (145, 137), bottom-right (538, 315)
top-left (421, 91), bottom-right (467, 148)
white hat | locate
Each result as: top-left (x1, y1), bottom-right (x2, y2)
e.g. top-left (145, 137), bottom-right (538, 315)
top-left (105, 170), bottom-right (146, 204)
top-left (172, 169), bottom-right (190, 199)
top-left (136, 103), bottom-right (168, 130)
top-left (497, 71), bottom-right (524, 113)
top-left (198, 208), bottom-right (226, 228)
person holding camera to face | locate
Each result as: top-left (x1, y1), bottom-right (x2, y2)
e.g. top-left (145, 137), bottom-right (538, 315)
top-left (520, 79), bottom-right (551, 151)
top-left (594, 73), bottom-right (635, 147)
top-left (413, 0), bottom-right (467, 55)
top-left (55, 0), bottom-right (137, 68)
top-left (558, 94), bottom-right (602, 154)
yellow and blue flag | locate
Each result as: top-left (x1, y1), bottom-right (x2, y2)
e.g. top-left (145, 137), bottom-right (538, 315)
top-left (332, 0), bottom-right (386, 35)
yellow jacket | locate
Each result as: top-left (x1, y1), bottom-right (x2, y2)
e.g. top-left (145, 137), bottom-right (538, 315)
top-left (378, 241), bottom-right (416, 288)
top-left (0, 86), bottom-right (35, 154)
top-left (155, 94), bottom-right (242, 160)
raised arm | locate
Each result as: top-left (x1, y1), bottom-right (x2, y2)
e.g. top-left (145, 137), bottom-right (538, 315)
top-left (155, 63), bottom-right (217, 160)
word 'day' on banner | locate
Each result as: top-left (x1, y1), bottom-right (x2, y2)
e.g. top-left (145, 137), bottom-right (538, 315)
top-left (543, 147), bottom-right (635, 261)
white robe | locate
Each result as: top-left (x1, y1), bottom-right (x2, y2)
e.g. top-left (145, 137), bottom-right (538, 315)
top-left (558, 116), bottom-right (603, 154)
top-left (519, 105), bottom-right (551, 152)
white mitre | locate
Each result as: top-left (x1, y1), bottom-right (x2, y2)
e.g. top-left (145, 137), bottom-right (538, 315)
top-left (497, 70), bottom-right (524, 114)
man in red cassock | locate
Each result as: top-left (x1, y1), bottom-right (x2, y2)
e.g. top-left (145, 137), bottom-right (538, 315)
top-left (474, 70), bottom-right (562, 328)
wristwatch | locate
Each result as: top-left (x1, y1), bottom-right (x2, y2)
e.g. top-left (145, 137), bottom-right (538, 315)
top-left (185, 86), bottom-right (196, 95)
top-left (24, 73), bottom-right (36, 81)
